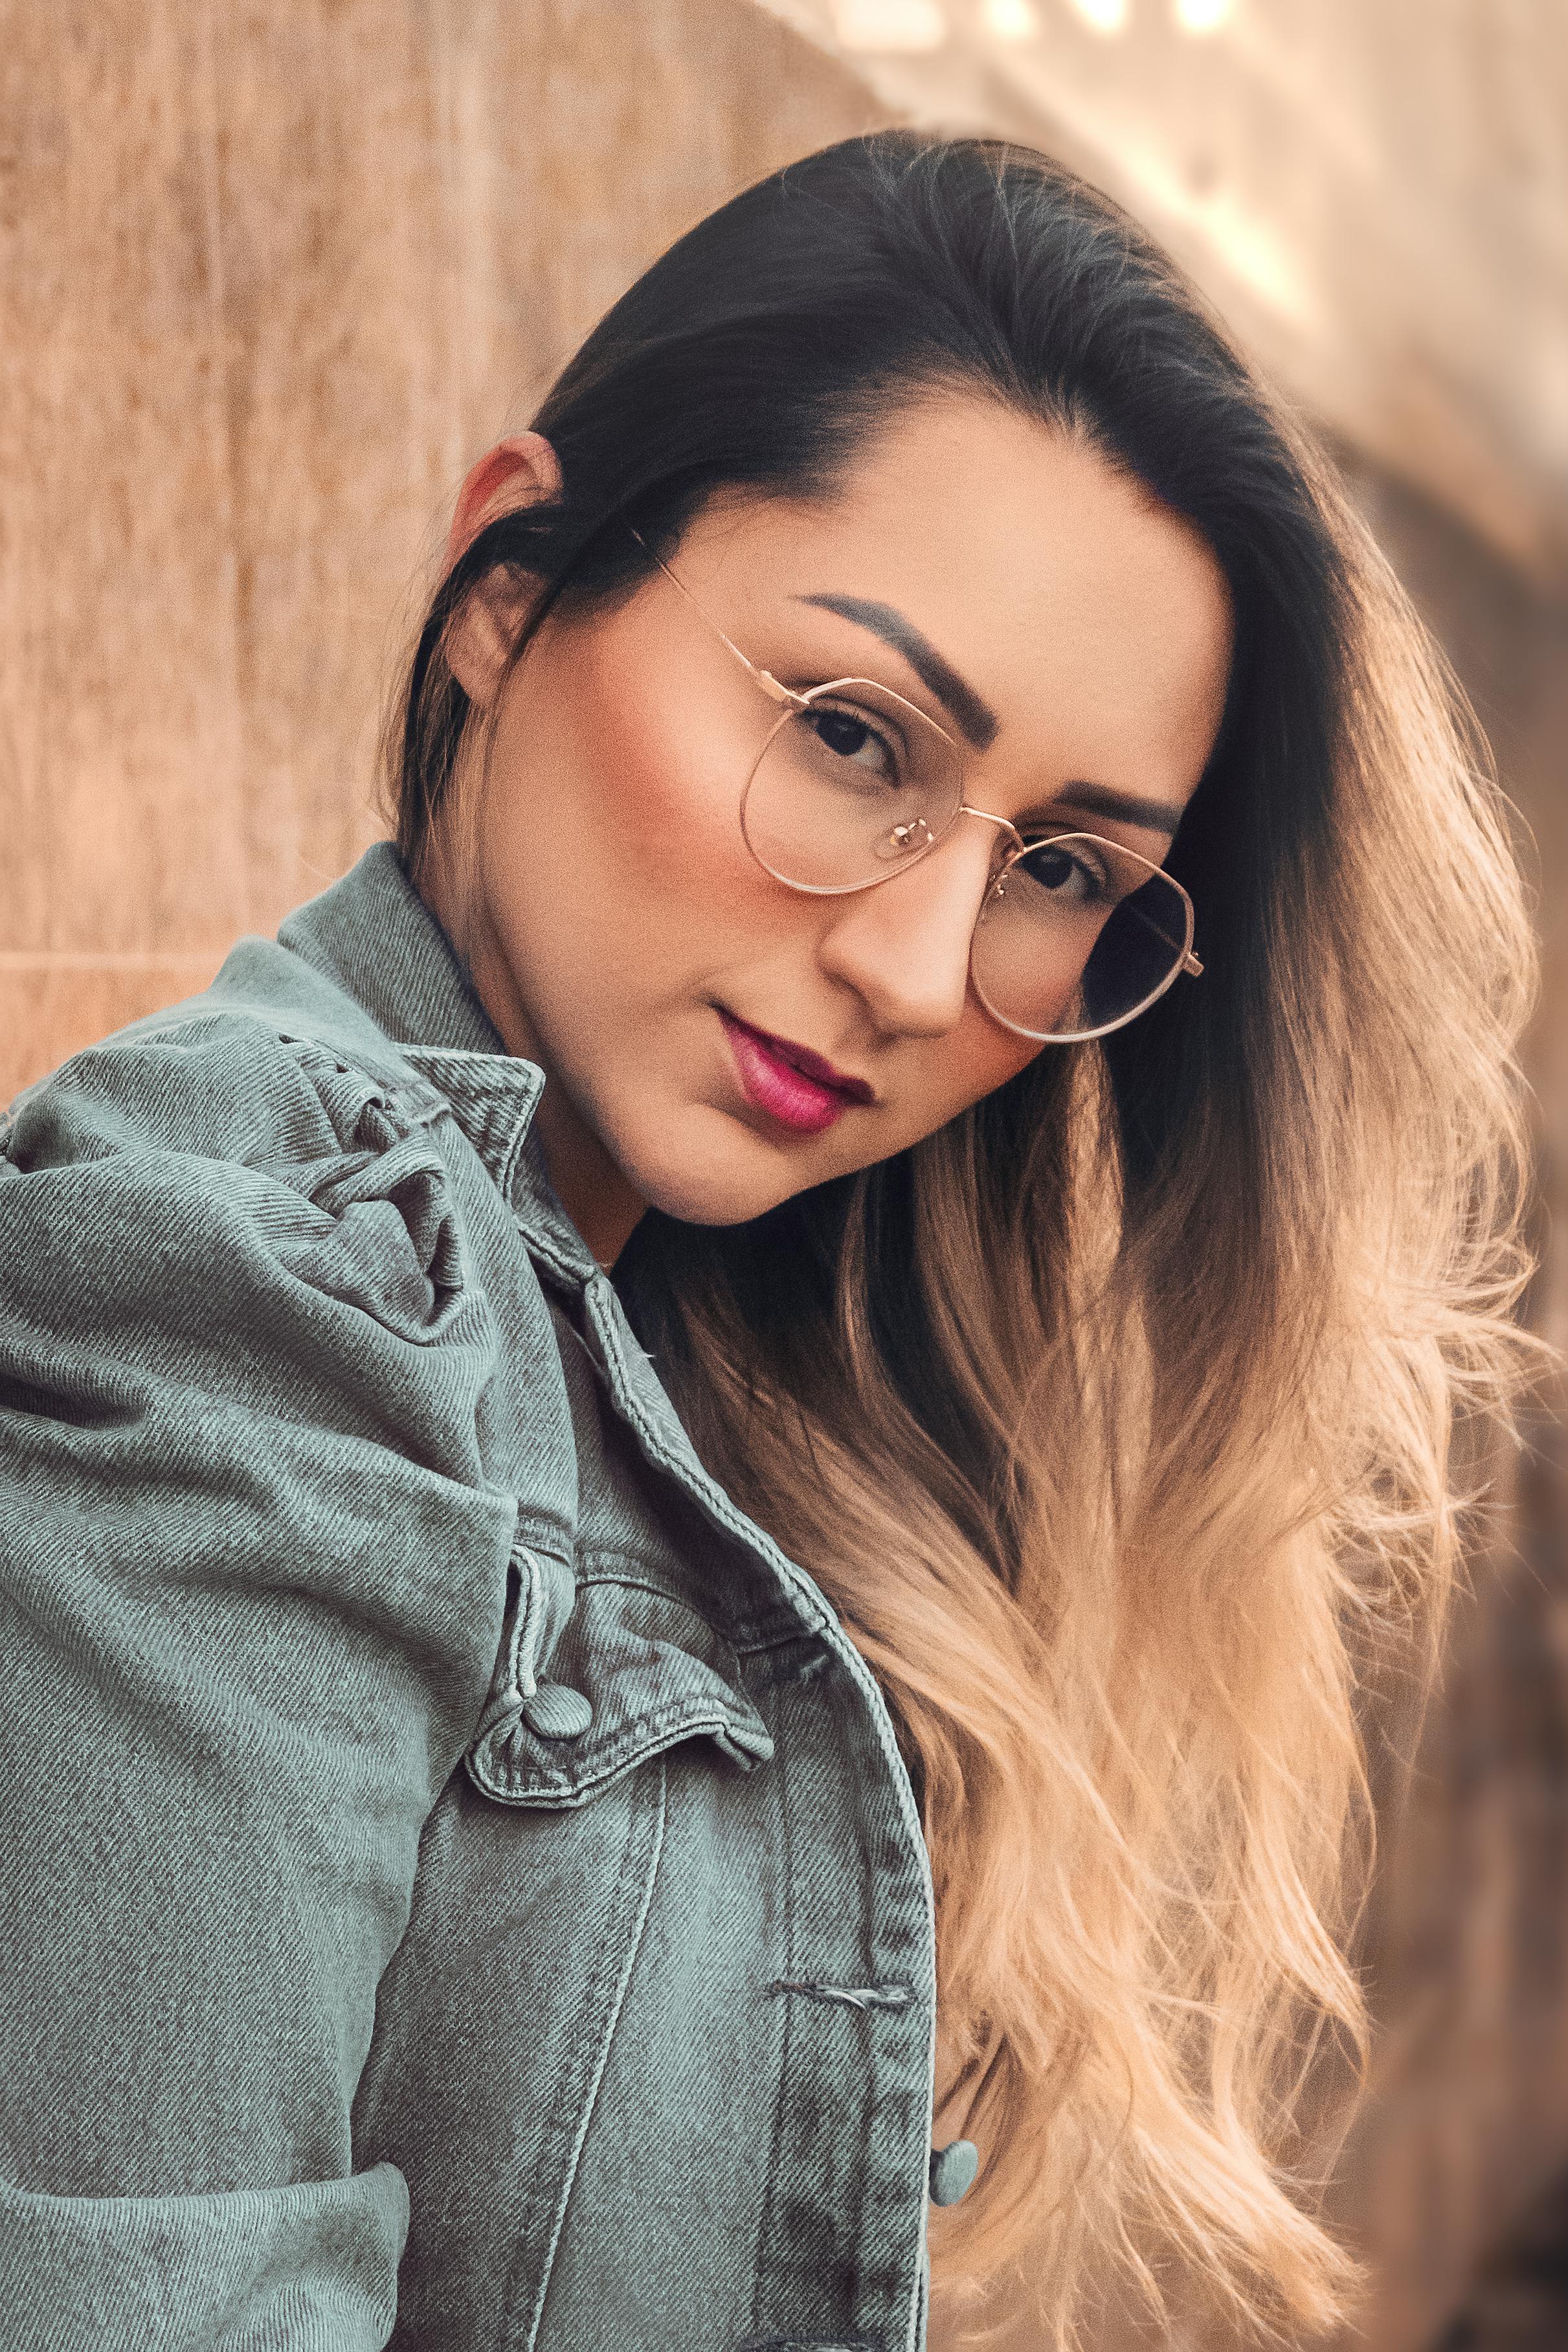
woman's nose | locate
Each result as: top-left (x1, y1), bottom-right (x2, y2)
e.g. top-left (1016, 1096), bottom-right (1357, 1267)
top-left (814, 817), bottom-right (1000, 1039)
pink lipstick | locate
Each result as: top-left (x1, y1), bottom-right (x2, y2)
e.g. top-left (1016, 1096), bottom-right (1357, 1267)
top-left (719, 1013), bottom-right (873, 1136)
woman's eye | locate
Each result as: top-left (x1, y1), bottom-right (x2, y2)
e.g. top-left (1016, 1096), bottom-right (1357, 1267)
top-left (811, 707), bottom-right (896, 778)
top-left (1019, 840), bottom-right (1112, 903)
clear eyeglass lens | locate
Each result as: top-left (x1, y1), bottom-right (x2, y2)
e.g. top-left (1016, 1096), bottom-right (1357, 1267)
top-left (738, 690), bottom-right (1191, 1043)
top-left (740, 681), bottom-right (963, 892)
top-left (970, 833), bottom-right (1191, 1041)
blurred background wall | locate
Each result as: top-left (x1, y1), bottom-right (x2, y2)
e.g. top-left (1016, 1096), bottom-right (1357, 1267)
top-left (3, 4), bottom-right (1565, 2346)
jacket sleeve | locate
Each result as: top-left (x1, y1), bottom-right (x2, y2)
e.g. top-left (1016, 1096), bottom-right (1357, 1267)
top-left (0, 1021), bottom-right (518, 2352)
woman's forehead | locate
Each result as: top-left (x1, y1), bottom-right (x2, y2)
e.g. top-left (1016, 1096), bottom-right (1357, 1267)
top-left (686, 398), bottom-right (1229, 652)
top-left (680, 398), bottom-right (1235, 806)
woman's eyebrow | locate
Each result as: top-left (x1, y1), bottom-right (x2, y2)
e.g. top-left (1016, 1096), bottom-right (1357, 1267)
top-left (794, 593), bottom-right (1186, 839)
top-left (1048, 780), bottom-right (1184, 841)
top-left (793, 592), bottom-right (999, 751)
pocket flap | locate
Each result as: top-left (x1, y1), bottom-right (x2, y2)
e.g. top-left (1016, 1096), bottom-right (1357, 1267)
top-left (465, 1566), bottom-right (775, 1809)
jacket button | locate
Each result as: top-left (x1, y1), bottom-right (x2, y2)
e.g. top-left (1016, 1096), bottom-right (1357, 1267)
top-left (929, 2139), bottom-right (979, 2206)
top-left (520, 1682), bottom-right (594, 1740)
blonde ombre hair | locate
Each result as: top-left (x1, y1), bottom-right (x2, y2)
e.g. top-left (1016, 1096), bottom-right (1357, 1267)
top-left (396, 133), bottom-right (1539, 2345)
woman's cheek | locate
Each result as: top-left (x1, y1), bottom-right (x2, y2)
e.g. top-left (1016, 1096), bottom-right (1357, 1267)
top-left (909, 1023), bottom-right (1044, 1142)
top-left (572, 668), bottom-right (765, 924)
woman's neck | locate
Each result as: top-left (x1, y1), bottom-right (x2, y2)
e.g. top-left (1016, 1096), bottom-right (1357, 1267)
top-left (416, 849), bottom-right (649, 1269)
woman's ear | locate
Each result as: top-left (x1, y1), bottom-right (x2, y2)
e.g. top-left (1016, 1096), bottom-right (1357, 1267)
top-left (443, 432), bottom-right (565, 709)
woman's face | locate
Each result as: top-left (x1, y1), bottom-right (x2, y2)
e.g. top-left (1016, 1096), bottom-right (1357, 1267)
top-left (433, 396), bottom-right (1234, 1262)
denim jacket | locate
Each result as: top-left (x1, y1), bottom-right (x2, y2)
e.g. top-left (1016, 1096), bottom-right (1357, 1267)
top-left (0, 845), bottom-right (958, 2352)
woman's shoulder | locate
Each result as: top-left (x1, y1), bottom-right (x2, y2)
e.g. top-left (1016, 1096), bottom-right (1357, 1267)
top-left (0, 942), bottom-right (499, 1412)
top-left (3, 931), bottom-right (432, 1185)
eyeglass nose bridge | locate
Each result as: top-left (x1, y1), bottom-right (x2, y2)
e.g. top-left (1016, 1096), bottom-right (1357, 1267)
top-left (956, 802), bottom-right (1025, 857)
top-left (886, 800), bottom-right (1022, 874)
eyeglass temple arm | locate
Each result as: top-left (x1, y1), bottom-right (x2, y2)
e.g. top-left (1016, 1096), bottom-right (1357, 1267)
top-left (985, 808), bottom-right (1205, 986)
top-left (1123, 890), bottom-right (1204, 979)
top-left (628, 526), bottom-right (807, 710)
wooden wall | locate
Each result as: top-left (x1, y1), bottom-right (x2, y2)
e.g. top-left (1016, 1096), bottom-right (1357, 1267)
top-left (0, 0), bottom-right (886, 1103)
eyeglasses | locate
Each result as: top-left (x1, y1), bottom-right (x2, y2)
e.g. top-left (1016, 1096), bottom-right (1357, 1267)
top-left (630, 532), bottom-right (1203, 1044)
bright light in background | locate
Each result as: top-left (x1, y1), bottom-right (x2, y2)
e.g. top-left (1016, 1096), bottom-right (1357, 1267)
top-left (834, 0), bottom-right (947, 49)
top-left (1174, 0), bottom-right (1233, 29)
top-left (981, 0), bottom-right (1040, 38)
top-left (1066, 0), bottom-right (1129, 34)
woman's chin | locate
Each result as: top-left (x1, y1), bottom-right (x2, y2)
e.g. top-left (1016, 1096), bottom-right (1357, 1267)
top-left (617, 1108), bottom-right (829, 1230)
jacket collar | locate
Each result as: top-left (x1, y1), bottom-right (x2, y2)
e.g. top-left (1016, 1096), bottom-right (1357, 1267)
top-left (275, 839), bottom-right (505, 1059)
top-left (261, 847), bottom-right (854, 1770)
top-left (271, 843), bottom-right (598, 1280)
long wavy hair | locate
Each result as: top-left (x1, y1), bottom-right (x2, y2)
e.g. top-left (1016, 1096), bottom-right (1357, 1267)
top-left (388, 133), bottom-right (1538, 2347)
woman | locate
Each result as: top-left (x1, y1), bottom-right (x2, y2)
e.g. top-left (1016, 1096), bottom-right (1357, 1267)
top-left (0, 132), bottom-right (1536, 2352)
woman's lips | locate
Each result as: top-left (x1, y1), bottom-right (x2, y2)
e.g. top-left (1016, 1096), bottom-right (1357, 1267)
top-left (718, 1012), bottom-right (873, 1136)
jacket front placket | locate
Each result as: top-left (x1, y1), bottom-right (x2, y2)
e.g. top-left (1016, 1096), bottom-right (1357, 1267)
top-left (401, 1044), bottom-right (941, 2352)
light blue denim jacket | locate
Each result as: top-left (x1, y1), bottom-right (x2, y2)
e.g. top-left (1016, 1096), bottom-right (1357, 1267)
top-left (0, 845), bottom-right (955, 2352)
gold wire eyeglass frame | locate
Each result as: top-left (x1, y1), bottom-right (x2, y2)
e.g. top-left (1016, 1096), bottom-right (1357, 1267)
top-left (627, 529), bottom-right (1204, 1044)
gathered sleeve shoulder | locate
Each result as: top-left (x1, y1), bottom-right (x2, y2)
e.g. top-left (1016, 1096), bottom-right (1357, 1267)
top-left (0, 1015), bottom-right (519, 2347)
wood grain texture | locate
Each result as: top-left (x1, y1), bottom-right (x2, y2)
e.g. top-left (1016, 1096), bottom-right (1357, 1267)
top-left (0, 0), bottom-right (887, 1098)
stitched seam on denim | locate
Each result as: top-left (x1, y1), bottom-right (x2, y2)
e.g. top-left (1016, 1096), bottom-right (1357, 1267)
top-left (593, 1280), bottom-right (941, 2349)
top-left (398, 1042), bottom-right (542, 1094)
top-left (518, 1221), bottom-right (594, 1288)
top-left (129, 1001), bottom-right (443, 1112)
top-left (494, 1114), bottom-right (541, 1222)
top-left (523, 1753), bottom-right (668, 2352)
top-left (572, 1563), bottom-right (722, 1607)
top-left (471, 1694), bottom-right (768, 1802)
top-left (487, 1749), bottom-right (660, 2347)
top-left (569, 1561), bottom-right (776, 1659)
top-left (767, 1979), bottom-right (915, 2013)
top-left (573, 1556), bottom-right (805, 1653)
top-left (747, 1673), bottom-right (796, 2339)
top-left (506, 1548), bottom-right (546, 1699)
top-left (585, 1280), bottom-right (835, 1644)
top-left (398, 1045), bottom-right (546, 1131)
top-left (594, 1291), bottom-right (863, 1660)
top-left (587, 1268), bottom-right (939, 2344)
top-left (567, 1688), bottom-right (761, 1752)
top-left (510, 1511), bottom-right (577, 1562)
top-left (738, 2339), bottom-right (884, 2351)
top-left (527, 1248), bottom-right (588, 1304)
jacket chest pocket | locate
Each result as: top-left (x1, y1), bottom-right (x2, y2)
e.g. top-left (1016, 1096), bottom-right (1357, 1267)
top-left (423, 1554), bottom-right (777, 2349)
top-left (464, 1546), bottom-right (776, 1813)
